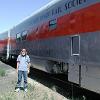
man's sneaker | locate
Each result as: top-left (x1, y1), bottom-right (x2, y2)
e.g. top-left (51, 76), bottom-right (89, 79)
top-left (15, 88), bottom-right (20, 92)
top-left (24, 88), bottom-right (28, 92)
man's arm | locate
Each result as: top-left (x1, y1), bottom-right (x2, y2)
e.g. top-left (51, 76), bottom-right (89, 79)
top-left (27, 55), bottom-right (31, 74)
top-left (16, 62), bottom-right (19, 73)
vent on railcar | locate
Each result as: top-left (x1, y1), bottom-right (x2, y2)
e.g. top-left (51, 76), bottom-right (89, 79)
top-left (49, 19), bottom-right (57, 30)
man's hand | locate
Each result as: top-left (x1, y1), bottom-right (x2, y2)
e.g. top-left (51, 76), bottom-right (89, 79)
top-left (28, 63), bottom-right (31, 74)
top-left (28, 69), bottom-right (30, 74)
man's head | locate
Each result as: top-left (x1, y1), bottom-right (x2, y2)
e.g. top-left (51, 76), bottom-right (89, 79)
top-left (20, 49), bottom-right (27, 56)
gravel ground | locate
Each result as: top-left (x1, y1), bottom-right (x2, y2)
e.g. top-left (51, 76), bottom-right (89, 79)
top-left (0, 61), bottom-right (69, 100)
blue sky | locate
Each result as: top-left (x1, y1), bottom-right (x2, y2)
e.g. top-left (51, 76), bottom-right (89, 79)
top-left (0, 0), bottom-right (53, 33)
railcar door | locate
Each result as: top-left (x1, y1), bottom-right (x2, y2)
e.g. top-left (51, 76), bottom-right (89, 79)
top-left (68, 35), bottom-right (81, 85)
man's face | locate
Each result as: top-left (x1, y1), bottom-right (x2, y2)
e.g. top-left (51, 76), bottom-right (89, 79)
top-left (21, 49), bottom-right (26, 56)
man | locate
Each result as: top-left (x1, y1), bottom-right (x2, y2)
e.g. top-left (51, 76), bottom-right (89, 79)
top-left (15, 49), bottom-right (31, 92)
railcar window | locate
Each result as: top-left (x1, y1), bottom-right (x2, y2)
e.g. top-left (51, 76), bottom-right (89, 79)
top-left (22, 31), bottom-right (27, 40)
top-left (16, 33), bottom-right (21, 41)
top-left (71, 35), bottom-right (80, 56)
top-left (49, 19), bottom-right (57, 30)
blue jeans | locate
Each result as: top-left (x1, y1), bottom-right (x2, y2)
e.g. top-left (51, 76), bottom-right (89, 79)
top-left (17, 70), bottom-right (28, 89)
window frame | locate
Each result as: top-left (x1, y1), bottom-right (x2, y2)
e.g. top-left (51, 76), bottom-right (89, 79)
top-left (71, 35), bottom-right (80, 56)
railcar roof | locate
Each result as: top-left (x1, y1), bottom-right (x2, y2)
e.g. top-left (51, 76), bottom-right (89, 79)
top-left (15, 0), bottom-right (61, 27)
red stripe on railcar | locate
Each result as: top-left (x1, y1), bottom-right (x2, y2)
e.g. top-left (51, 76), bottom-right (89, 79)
top-left (27, 3), bottom-right (100, 41)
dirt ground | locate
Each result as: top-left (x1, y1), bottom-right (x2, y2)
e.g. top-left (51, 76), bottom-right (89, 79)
top-left (0, 61), bottom-right (69, 100)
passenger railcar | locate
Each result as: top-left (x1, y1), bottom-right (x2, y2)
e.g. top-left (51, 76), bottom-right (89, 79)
top-left (0, 31), bottom-right (8, 60)
top-left (0, 0), bottom-right (100, 94)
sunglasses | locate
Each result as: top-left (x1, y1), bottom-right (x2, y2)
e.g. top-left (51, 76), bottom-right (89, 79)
top-left (22, 50), bottom-right (26, 52)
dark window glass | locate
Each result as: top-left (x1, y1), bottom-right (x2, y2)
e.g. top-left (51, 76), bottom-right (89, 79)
top-left (71, 35), bottom-right (80, 55)
top-left (16, 33), bottom-right (21, 41)
top-left (22, 31), bottom-right (27, 40)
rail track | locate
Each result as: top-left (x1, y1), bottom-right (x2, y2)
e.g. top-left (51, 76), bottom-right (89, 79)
top-left (28, 67), bottom-right (100, 100)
